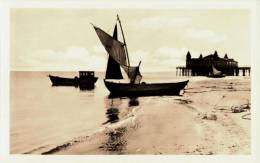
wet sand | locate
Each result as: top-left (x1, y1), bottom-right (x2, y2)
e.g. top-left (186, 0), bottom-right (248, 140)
top-left (48, 77), bottom-right (251, 155)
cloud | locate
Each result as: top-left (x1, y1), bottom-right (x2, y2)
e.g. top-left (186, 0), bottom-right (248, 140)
top-left (157, 47), bottom-right (188, 60)
top-left (93, 45), bottom-right (106, 54)
top-left (14, 45), bottom-right (200, 72)
top-left (127, 47), bottom-right (194, 72)
top-left (136, 16), bottom-right (192, 30)
top-left (16, 46), bottom-right (107, 71)
top-left (130, 50), bottom-right (149, 65)
top-left (155, 47), bottom-right (190, 68)
top-left (185, 28), bottom-right (227, 43)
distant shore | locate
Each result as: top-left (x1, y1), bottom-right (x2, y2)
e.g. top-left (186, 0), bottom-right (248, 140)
top-left (43, 76), bottom-right (250, 155)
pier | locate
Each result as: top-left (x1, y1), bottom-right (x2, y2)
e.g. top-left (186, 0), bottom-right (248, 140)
top-left (176, 66), bottom-right (192, 76)
top-left (176, 66), bottom-right (250, 76)
top-left (236, 67), bottom-right (250, 76)
top-left (177, 51), bottom-right (251, 77)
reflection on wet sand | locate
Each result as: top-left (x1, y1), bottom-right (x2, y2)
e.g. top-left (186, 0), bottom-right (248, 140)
top-left (99, 127), bottom-right (128, 153)
top-left (103, 97), bottom-right (140, 125)
top-left (100, 97), bottom-right (139, 153)
top-left (101, 99), bottom-right (125, 153)
top-left (102, 104), bottom-right (119, 125)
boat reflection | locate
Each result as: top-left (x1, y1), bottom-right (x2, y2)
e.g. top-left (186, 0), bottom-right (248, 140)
top-left (128, 97), bottom-right (139, 107)
top-left (103, 99), bottom-right (120, 125)
top-left (103, 97), bottom-right (139, 125)
top-left (100, 97), bottom-right (139, 153)
top-left (101, 98), bottom-right (127, 153)
top-left (78, 84), bottom-right (95, 91)
top-left (102, 107), bottom-right (119, 125)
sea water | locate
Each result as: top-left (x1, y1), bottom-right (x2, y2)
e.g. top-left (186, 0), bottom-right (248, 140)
top-left (10, 71), bottom-right (188, 154)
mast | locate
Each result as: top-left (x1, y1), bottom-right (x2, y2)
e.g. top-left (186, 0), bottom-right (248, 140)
top-left (117, 14), bottom-right (130, 67)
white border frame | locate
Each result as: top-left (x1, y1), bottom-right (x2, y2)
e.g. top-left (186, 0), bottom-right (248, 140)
top-left (1, 0), bottom-right (260, 163)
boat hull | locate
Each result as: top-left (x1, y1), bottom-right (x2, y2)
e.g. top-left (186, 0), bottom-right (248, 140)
top-left (104, 80), bottom-right (189, 97)
top-left (49, 75), bottom-right (98, 89)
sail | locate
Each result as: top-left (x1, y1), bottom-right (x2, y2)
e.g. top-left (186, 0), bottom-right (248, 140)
top-left (122, 64), bottom-right (142, 84)
top-left (93, 25), bottom-right (127, 66)
top-left (93, 18), bottom-right (142, 84)
top-left (133, 69), bottom-right (142, 84)
top-left (105, 25), bottom-right (124, 79)
top-left (134, 74), bottom-right (142, 84)
top-left (212, 65), bottom-right (221, 75)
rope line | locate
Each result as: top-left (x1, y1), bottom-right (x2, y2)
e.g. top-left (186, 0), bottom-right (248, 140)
top-left (212, 93), bottom-right (251, 120)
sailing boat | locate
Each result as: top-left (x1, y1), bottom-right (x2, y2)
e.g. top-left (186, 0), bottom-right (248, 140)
top-left (208, 65), bottom-right (225, 78)
top-left (92, 15), bottom-right (189, 97)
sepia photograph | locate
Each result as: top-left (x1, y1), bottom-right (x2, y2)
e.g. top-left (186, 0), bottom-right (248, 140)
top-left (9, 7), bottom-right (252, 155)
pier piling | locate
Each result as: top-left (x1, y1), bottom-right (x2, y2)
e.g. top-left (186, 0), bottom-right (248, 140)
top-left (176, 66), bottom-right (250, 76)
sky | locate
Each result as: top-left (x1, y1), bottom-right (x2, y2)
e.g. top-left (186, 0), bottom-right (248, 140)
top-left (11, 8), bottom-right (250, 72)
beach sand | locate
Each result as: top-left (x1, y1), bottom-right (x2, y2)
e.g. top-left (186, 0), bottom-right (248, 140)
top-left (48, 77), bottom-right (251, 155)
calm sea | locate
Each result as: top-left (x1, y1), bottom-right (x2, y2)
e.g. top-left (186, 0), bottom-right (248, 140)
top-left (10, 71), bottom-right (189, 154)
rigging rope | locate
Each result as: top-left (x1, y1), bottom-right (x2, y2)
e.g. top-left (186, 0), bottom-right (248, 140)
top-left (213, 94), bottom-right (251, 120)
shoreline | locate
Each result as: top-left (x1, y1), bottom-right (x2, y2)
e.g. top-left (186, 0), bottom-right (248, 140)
top-left (23, 103), bottom-right (141, 155)
top-left (49, 77), bottom-right (251, 155)
top-left (10, 75), bottom-right (250, 155)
